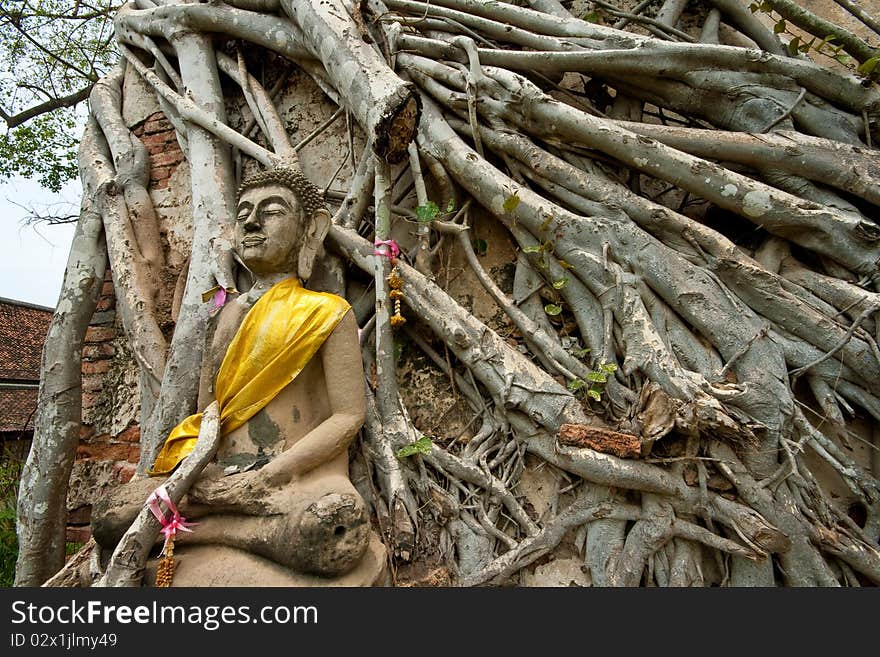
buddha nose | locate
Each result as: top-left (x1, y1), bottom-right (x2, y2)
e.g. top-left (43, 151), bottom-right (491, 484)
top-left (242, 209), bottom-right (262, 230)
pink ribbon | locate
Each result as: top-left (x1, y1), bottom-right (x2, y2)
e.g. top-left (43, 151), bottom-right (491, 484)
top-left (146, 485), bottom-right (197, 554)
top-left (211, 287), bottom-right (229, 313)
top-left (373, 239), bottom-right (400, 260)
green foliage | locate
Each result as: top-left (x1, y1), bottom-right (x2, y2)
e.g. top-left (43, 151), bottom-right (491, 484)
top-left (0, 447), bottom-right (23, 587)
top-left (395, 435), bottom-right (433, 459)
top-left (0, 112), bottom-right (79, 191)
top-left (568, 362), bottom-right (617, 403)
top-left (0, 502), bottom-right (16, 587)
top-left (502, 194), bottom-right (520, 214)
top-left (472, 238), bottom-right (488, 255)
top-left (544, 303), bottom-right (562, 316)
top-left (858, 56), bottom-right (880, 79)
top-left (416, 198), bottom-right (457, 225)
top-left (0, 1), bottom-right (119, 190)
top-left (66, 541), bottom-right (84, 556)
top-left (416, 200), bottom-right (441, 223)
top-left (747, 1), bottom-right (876, 80)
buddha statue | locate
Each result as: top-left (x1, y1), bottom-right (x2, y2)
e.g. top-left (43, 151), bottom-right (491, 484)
top-left (91, 167), bottom-right (386, 586)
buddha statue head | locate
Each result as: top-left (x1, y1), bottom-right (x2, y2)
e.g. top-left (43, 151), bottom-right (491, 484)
top-left (234, 167), bottom-right (331, 282)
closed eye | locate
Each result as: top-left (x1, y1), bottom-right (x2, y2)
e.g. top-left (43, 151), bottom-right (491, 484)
top-left (236, 202), bottom-right (253, 222)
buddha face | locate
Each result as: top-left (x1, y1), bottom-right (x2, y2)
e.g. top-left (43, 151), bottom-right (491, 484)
top-left (234, 183), bottom-right (304, 276)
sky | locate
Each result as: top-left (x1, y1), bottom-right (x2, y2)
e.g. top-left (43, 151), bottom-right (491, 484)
top-left (0, 176), bottom-right (79, 309)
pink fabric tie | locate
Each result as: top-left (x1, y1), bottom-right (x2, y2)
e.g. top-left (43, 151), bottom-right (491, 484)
top-left (146, 485), bottom-right (197, 554)
top-left (373, 238), bottom-right (400, 260)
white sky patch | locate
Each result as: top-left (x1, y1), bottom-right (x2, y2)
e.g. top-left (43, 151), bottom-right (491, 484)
top-left (0, 176), bottom-right (80, 308)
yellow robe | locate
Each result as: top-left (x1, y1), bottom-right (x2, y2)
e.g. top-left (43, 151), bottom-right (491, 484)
top-left (150, 277), bottom-right (351, 475)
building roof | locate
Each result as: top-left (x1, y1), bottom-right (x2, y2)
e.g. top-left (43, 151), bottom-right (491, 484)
top-left (0, 387), bottom-right (39, 432)
top-left (0, 296), bottom-right (53, 382)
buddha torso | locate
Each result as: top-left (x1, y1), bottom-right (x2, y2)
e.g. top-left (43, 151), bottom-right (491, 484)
top-left (198, 294), bottom-right (348, 483)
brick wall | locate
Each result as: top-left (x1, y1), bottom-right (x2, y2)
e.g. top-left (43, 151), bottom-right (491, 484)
top-left (67, 111), bottom-right (183, 545)
top-left (135, 113), bottom-right (184, 189)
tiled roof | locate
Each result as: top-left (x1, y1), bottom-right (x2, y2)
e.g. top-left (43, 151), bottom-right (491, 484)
top-left (0, 387), bottom-right (38, 432)
top-left (0, 297), bottom-right (53, 382)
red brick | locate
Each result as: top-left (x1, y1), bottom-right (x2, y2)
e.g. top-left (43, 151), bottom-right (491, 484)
top-left (68, 506), bottom-right (92, 524)
top-left (76, 441), bottom-right (131, 461)
top-left (85, 326), bottom-right (116, 343)
top-left (101, 281), bottom-right (114, 296)
top-left (150, 165), bottom-right (171, 182)
top-left (143, 116), bottom-right (173, 134)
top-left (82, 392), bottom-right (101, 410)
top-left (82, 359), bottom-right (111, 375)
top-left (66, 526), bottom-right (92, 545)
top-left (118, 425), bottom-right (140, 443)
top-left (89, 432), bottom-right (112, 445)
top-left (81, 375), bottom-right (104, 393)
top-left (95, 295), bottom-right (115, 312)
top-left (113, 462), bottom-right (137, 484)
top-left (83, 343), bottom-right (115, 360)
top-left (149, 150), bottom-right (183, 168)
top-left (140, 132), bottom-right (171, 151)
top-left (127, 444), bottom-right (140, 463)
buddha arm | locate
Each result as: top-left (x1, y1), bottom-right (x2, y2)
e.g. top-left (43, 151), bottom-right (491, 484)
top-left (260, 309), bottom-right (366, 486)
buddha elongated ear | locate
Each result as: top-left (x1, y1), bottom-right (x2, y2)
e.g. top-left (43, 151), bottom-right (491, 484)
top-left (298, 208), bottom-right (332, 282)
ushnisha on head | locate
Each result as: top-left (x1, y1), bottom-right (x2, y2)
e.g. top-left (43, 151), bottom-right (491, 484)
top-left (234, 167), bottom-right (331, 282)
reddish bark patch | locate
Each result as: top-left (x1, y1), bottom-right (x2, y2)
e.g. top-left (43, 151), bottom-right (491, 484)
top-left (558, 423), bottom-right (642, 459)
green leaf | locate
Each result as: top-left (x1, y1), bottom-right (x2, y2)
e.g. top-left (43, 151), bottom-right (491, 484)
top-left (558, 259), bottom-right (574, 270)
top-left (815, 34), bottom-right (836, 53)
top-left (857, 55), bottom-right (880, 77)
top-left (416, 200), bottom-right (441, 223)
top-left (446, 199), bottom-right (456, 213)
top-left (748, 2), bottom-right (759, 13)
top-left (522, 245), bottom-right (543, 254)
top-left (544, 303), bottom-right (563, 316)
top-left (587, 389), bottom-right (602, 401)
top-left (582, 11), bottom-right (600, 22)
top-left (396, 436), bottom-right (433, 459)
top-left (473, 238), bottom-right (488, 256)
top-left (552, 278), bottom-right (568, 290)
top-left (773, 19), bottom-right (786, 34)
top-left (835, 53), bottom-right (851, 65)
top-left (586, 371), bottom-right (608, 383)
top-left (787, 36), bottom-right (801, 56)
top-left (600, 362), bottom-right (618, 374)
top-left (573, 347), bottom-right (591, 358)
top-left (503, 194), bottom-right (521, 214)
top-left (568, 379), bottom-right (586, 392)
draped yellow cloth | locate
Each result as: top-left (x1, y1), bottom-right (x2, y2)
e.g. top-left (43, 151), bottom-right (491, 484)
top-left (149, 277), bottom-right (351, 475)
